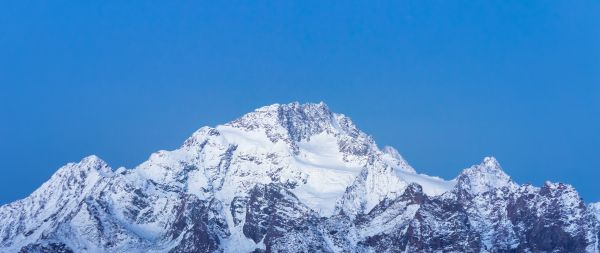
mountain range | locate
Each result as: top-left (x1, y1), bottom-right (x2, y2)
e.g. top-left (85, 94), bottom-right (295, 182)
top-left (1, 102), bottom-right (598, 252)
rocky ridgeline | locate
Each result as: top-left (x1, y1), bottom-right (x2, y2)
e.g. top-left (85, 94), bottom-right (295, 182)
top-left (1, 102), bottom-right (598, 253)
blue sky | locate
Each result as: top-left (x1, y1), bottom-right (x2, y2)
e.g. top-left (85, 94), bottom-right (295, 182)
top-left (0, 1), bottom-right (598, 204)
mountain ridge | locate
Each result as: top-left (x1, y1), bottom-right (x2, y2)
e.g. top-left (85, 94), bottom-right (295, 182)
top-left (1, 102), bottom-right (598, 253)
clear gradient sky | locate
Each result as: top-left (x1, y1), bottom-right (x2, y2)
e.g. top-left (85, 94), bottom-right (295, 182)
top-left (1, 1), bottom-right (599, 204)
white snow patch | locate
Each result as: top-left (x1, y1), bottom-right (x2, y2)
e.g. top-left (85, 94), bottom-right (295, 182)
top-left (395, 170), bottom-right (456, 196)
top-left (292, 133), bottom-right (363, 216)
top-left (216, 125), bottom-right (289, 153)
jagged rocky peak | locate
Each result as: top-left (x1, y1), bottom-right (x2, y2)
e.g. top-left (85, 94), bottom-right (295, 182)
top-left (381, 145), bottom-right (414, 172)
top-left (182, 126), bottom-right (222, 147)
top-left (68, 155), bottom-right (112, 175)
top-left (399, 182), bottom-right (425, 199)
top-left (455, 156), bottom-right (516, 195)
top-left (228, 102), bottom-right (371, 145)
top-left (539, 181), bottom-right (586, 208)
top-left (37, 155), bottom-right (113, 196)
top-left (55, 155), bottom-right (111, 175)
top-left (382, 146), bottom-right (402, 160)
top-left (182, 102), bottom-right (377, 158)
top-left (2, 102), bottom-right (599, 253)
top-left (228, 102), bottom-right (335, 135)
top-left (0, 155), bottom-right (116, 253)
top-left (40, 155), bottom-right (113, 191)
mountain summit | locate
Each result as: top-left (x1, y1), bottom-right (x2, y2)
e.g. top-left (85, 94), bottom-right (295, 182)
top-left (1, 102), bottom-right (598, 253)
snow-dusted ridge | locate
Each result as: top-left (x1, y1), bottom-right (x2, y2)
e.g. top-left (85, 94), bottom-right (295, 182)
top-left (1, 102), bottom-right (598, 253)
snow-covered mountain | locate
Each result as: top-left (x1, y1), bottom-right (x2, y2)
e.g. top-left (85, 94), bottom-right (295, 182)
top-left (1, 102), bottom-right (598, 253)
